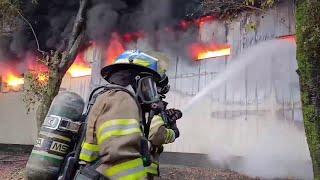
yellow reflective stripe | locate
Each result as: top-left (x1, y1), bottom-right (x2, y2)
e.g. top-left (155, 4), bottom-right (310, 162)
top-left (82, 142), bottom-right (99, 151)
top-left (79, 142), bottom-right (99, 162)
top-left (97, 119), bottom-right (139, 137)
top-left (115, 59), bottom-right (150, 67)
top-left (106, 158), bottom-right (143, 176)
top-left (98, 128), bottom-right (141, 145)
top-left (134, 59), bottom-right (150, 67)
top-left (151, 163), bottom-right (158, 168)
top-left (152, 115), bottom-right (163, 122)
top-left (165, 129), bottom-right (175, 144)
top-left (105, 158), bottom-right (147, 180)
top-left (118, 171), bottom-right (147, 180)
top-left (79, 153), bottom-right (98, 162)
top-left (150, 116), bottom-right (165, 129)
top-left (146, 163), bottom-right (158, 175)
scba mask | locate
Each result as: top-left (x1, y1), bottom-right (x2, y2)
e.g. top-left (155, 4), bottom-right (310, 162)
top-left (136, 75), bottom-right (160, 104)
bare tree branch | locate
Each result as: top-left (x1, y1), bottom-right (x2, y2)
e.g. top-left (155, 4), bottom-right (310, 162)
top-left (201, 0), bottom-right (291, 31)
top-left (233, 2), bottom-right (291, 31)
top-left (5, 1), bottom-right (45, 54)
top-left (59, 0), bottom-right (88, 69)
top-left (67, 0), bottom-right (88, 51)
top-left (59, 30), bottom-right (85, 70)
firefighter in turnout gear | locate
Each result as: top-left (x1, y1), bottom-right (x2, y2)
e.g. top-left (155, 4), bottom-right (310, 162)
top-left (142, 51), bottom-right (181, 179)
top-left (77, 50), bottom-right (181, 180)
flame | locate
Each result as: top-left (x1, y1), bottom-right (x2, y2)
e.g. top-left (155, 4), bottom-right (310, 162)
top-left (67, 43), bottom-right (96, 78)
top-left (179, 20), bottom-right (191, 30)
top-left (196, 16), bottom-right (215, 29)
top-left (38, 75), bottom-right (46, 81)
top-left (27, 55), bottom-right (49, 72)
top-left (279, 35), bottom-right (296, 43)
top-left (105, 32), bottom-right (125, 65)
top-left (4, 73), bottom-right (24, 87)
top-left (67, 55), bottom-right (92, 78)
top-left (190, 43), bottom-right (231, 60)
top-left (123, 32), bottom-right (144, 43)
top-left (37, 73), bottom-right (47, 82)
top-left (198, 47), bottom-right (231, 59)
top-left (0, 15), bottom-right (219, 84)
top-left (68, 64), bottom-right (92, 78)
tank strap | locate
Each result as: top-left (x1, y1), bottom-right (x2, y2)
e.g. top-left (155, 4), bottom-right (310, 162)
top-left (43, 115), bottom-right (81, 133)
top-left (83, 84), bottom-right (148, 168)
top-left (92, 85), bottom-right (145, 131)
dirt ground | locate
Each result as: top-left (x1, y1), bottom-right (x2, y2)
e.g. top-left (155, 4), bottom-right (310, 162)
top-left (0, 152), bottom-right (276, 180)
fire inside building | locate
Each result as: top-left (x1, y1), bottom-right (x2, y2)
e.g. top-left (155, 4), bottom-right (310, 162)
top-left (0, 0), bottom-right (313, 179)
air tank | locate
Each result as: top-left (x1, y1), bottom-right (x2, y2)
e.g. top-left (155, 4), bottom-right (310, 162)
top-left (25, 91), bottom-right (85, 180)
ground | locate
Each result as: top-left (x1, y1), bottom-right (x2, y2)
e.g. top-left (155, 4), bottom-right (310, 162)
top-left (0, 152), bottom-right (276, 180)
top-left (155, 165), bottom-right (259, 180)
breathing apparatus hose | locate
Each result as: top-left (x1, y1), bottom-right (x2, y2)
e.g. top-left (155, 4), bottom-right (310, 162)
top-left (74, 86), bottom-right (107, 162)
top-left (144, 110), bottom-right (155, 139)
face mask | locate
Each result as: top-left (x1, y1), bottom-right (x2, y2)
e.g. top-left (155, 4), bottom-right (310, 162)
top-left (108, 70), bottom-right (136, 87)
top-left (136, 76), bottom-right (160, 104)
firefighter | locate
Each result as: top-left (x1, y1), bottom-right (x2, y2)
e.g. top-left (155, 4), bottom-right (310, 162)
top-left (146, 109), bottom-right (181, 179)
top-left (77, 50), bottom-right (181, 180)
top-left (142, 51), bottom-right (181, 179)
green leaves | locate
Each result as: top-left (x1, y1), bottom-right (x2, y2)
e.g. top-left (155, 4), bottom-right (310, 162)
top-left (22, 57), bottom-right (49, 113)
top-left (244, 0), bottom-right (255, 6)
top-left (201, 0), bottom-right (278, 23)
top-left (261, 0), bottom-right (276, 8)
top-left (245, 22), bottom-right (257, 32)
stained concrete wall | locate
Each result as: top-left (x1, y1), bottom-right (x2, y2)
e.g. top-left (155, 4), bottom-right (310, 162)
top-left (0, 75), bottom-right (92, 145)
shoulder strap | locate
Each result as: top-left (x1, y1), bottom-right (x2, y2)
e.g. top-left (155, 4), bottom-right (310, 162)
top-left (77, 84), bottom-right (146, 162)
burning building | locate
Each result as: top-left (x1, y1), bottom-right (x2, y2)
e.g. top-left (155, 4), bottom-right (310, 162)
top-left (0, 0), bottom-right (313, 179)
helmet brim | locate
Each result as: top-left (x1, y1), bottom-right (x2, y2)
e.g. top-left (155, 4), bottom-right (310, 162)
top-left (101, 63), bottom-right (161, 83)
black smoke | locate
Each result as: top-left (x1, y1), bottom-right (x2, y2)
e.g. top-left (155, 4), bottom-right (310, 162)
top-left (0, 0), bottom-right (203, 65)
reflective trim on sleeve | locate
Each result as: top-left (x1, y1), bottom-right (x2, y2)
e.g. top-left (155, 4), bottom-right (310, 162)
top-left (146, 163), bottom-right (159, 175)
top-left (150, 115), bottom-right (165, 129)
top-left (165, 129), bottom-right (176, 144)
top-left (79, 142), bottom-right (99, 162)
top-left (105, 158), bottom-right (147, 180)
top-left (97, 119), bottom-right (142, 145)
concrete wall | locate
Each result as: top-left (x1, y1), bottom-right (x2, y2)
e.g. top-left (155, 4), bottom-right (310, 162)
top-left (164, 0), bottom-right (299, 153)
top-left (0, 75), bottom-right (92, 145)
top-left (0, 93), bottom-right (37, 144)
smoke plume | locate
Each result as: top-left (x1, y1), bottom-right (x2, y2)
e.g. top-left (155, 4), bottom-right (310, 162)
top-left (0, 0), bottom-right (201, 62)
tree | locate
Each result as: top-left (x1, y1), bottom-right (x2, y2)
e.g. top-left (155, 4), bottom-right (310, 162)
top-left (0, 0), bottom-right (20, 36)
top-left (0, 0), bottom-right (89, 129)
top-left (34, 0), bottom-right (89, 129)
top-left (296, 0), bottom-right (320, 179)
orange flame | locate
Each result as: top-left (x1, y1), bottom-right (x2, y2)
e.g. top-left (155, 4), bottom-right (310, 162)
top-left (197, 47), bottom-right (231, 59)
top-left (37, 74), bottom-right (47, 81)
top-left (68, 64), bottom-right (92, 78)
top-left (190, 42), bottom-right (231, 60)
top-left (4, 73), bottom-right (24, 87)
top-left (196, 16), bottom-right (215, 29)
top-left (67, 48), bottom-right (92, 78)
top-left (67, 61), bottom-right (92, 78)
top-left (0, 15), bottom-right (219, 84)
top-left (105, 32), bottom-right (125, 65)
top-left (279, 35), bottom-right (296, 43)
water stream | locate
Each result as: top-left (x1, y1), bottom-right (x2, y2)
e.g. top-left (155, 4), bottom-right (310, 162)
top-left (175, 40), bottom-right (313, 179)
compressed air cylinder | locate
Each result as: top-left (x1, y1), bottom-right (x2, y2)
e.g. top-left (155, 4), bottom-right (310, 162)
top-left (25, 91), bottom-right (85, 180)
